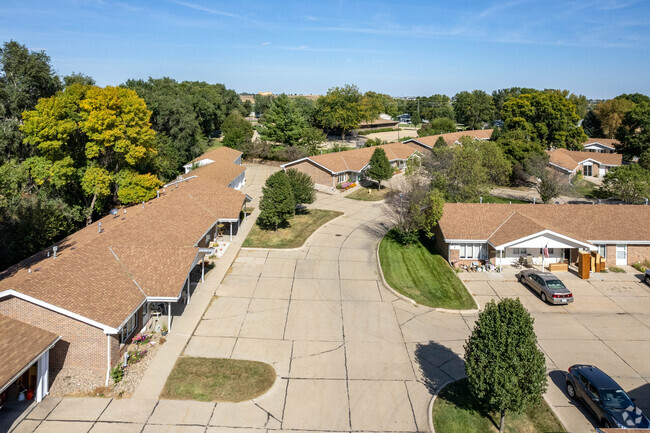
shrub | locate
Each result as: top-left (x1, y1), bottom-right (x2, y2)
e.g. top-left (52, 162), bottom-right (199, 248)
top-left (357, 127), bottom-right (400, 135)
top-left (631, 259), bottom-right (650, 272)
top-left (110, 365), bottom-right (125, 384)
top-left (609, 266), bottom-right (626, 273)
top-left (127, 349), bottom-right (148, 364)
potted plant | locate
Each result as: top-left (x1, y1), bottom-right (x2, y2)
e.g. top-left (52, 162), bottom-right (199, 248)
top-left (161, 324), bottom-right (168, 336)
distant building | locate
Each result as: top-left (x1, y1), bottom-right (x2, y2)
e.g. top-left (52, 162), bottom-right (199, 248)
top-left (397, 113), bottom-right (411, 123)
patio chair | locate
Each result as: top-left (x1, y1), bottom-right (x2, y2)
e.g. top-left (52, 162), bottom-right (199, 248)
top-left (525, 255), bottom-right (534, 268)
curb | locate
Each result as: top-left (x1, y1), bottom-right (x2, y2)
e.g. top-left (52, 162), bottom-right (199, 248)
top-left (240, 210), bottom-right (346, 251)
top-left (374, 232), bottom-right (480, 315)
top-left (427, 377), bottom-right (466, 433)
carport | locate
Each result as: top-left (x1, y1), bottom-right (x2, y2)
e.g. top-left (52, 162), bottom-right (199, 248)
top-left (0, 315), bottom-right (60, 404)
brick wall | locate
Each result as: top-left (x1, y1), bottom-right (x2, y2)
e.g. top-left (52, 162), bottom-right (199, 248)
top-left (0, 296), bottom-right (120, 372)
top-left (286, 161), bottom-right (333, 187)
top-left (605, 245), bottom-right (617, 267)
top-left (628, 245), bottom-right (650, 265)
top-left (433, 226), bottom-right (449, 260)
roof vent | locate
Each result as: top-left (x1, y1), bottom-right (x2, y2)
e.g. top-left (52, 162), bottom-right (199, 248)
top-left (28, 268), bottom-right (31, 274)
top-left (53, 245), bottom-right (58, 258)
top-left (98, 222), bottom-right (103, 233)
top-left (157, 190), bottom-right (160, 198)
top-left (110, 208), bottom-right (119, 217)
top-left (142, 201), bottom-right (145, 209)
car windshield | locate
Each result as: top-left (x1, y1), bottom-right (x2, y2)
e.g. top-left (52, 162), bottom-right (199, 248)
top-left (600, 389), bottom-right (635, 410)
top-left (546, 280), bottom-right (566, 290)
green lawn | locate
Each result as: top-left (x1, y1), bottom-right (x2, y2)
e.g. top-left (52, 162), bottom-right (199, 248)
top-left (161, 357), bottom-right (275, 402)
top-left (378, 231), bottom-right (476, 310)
top-left (345, 185), bottom-right (391, 201)
top-left (567, 178), bottom-right (597, 198)
top-left (243, 209), bottom-right (343, 249)
top-left (433, 378), bottom-right (567, 433)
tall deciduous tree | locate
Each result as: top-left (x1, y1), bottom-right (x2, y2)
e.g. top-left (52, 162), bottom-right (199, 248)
top-left (536, 169), bottom-right (569, 203)
top-left (366, 147), bottom-right (393, 189)
top-left (502, 91), bottom-right (587, 149)
top-left (453, 90), bottom-right (494, 130)
top-left (464, 298), bottom-right (547, 433)
top-left (257, 171), bottom-right (295, 230)
top-left (595, 98), bottom-right (636, 138)
top-left (259, 94), bottom-right (307, 146)
top-left (315, 84), bottom-right (364, 139)
top-left (421, 94), bottom-right (455, 121)
top-left (615, 102), bottom-right (650, 159)
top-left (418, 117), bottom-right (456, 136)
top-left (221, 110), bottom-right (254, 149)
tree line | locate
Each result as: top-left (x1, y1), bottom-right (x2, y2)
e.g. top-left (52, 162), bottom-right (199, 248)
top-left (0, 41), bottom-right (244, 269)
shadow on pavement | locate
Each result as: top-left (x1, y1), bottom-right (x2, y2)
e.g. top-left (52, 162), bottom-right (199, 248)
top-left (549, 369), bottom-right (600, 430)
top-left (413, 341), bottom-right (466, 394)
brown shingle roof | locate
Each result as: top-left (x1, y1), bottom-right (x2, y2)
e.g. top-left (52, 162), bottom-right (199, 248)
top-left (283, 142), bottom-right (421, 173)
top-left (359, 118), bottom-right (399, 128)
top-left (438, 203), bottom-right (650, 245)
top-left (548, 149), bottom-right (623, 172)
top-left (0, 155), bottom-right (248, 329)
top-left (405, 129), bottom-right (493, 149)
top-left (189, 147), bottom-right (242, 165)
top-left (583, 138), bottom-right (619, 149)
top-left (0, 315), bottom-right (59, 392)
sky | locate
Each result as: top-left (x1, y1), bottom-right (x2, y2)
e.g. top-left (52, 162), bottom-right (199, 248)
top-left (1, 0), bottom-right (649, 99)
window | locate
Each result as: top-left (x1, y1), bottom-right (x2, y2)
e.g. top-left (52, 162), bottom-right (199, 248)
top-left (513, 248), bottom-right (527, 255)
top-left (583, 165), bottom-right (592, 176)
top-left (539, 248), bottom-right (554, 254)
top-left (120, 313), bottom-right (138, 344)
top-left (459, 243), bottom-right (487, 259)
top-left (598, 245), bottom-right (607, 258)
top-left (337, 173), bottom-right (346, 183)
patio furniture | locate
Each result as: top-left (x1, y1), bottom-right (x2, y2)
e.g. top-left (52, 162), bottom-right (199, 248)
top-left (525, 255), bottom-right (534, 268)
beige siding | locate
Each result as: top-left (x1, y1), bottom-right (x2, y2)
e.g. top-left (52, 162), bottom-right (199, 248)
top-left (286, 161), bottom-right (334, 187)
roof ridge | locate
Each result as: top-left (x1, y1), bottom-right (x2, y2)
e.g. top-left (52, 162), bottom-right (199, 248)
top-left (487, 211), bottom-right (517, 240)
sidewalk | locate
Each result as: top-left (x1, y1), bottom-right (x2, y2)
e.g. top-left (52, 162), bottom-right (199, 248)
top-left (131, 207), bottom-right (261, 400)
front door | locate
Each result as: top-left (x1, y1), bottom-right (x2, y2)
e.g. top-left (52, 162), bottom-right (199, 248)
top-left (616, 244), bottom-right (627, 266)
top-left (583, 164), bottom-right (592, 176)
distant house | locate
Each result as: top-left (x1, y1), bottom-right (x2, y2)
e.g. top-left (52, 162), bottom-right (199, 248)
top-left (0, 147), bottom-right (251, 393)
top-left (183, 147), bottom-right (245, 189)
top-left (397, 113), bottom-right (411, 123)
top-left (358, 118), bottom-right (399, 131)
top-left (280, 142), bottom-right (422, 189)
top-left (434, 203), bottom-right (650, 269)
top-left (402, 129), bottom-right (493, 149)
top-left (547, 148), bottom-right (622, 178)
top-left (581, 138), bottom-right (619, 154)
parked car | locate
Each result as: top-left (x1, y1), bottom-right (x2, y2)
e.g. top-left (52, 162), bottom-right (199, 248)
top-left (645, 268), bottom-right (650, 285)
top-left (516, 270), bottom-right (574, 304)
top-left (566, 364), bottom-right (650, 429)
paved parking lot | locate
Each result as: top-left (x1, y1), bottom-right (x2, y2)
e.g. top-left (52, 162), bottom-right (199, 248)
top-left (9, 181), bottom-right (650, 433)
top-left (464, 267), bottom-right (650, 432)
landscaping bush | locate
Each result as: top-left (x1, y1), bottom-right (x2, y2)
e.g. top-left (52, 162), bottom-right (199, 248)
top-left (133, 333), bottom-right (151, 345)
top-left (127, 349), bottom-right (148, 365)
top-left (631, 259), bottom-right (650, 272)
top-left (609, 266), bottom-right (626, 273)
top-left (110, 365), bottom-right (125, 384)
top-left (357, 127), bottom-right (400, 135)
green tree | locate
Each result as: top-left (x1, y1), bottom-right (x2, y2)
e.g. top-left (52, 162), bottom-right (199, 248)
top-left (600, 164), bottom-right (650, 204)
top-left (595, 98), bottom-right (636, 138)
top-left (298, 126), bottom-right (326, 155)
top-left (453, 90), bottom-right (494, 130)
top-left (616, 93), bottom-right (650, 105)
top-left (0, 40), bottom-right (61, 162)
top-left (582, 109), bottom-right (604, 137)
top-left (257, 171), bottom-right (295, 230)
top-left (417, 117), bottom-right (456, 136)
top-left (63, 72), bottom-right (95, 87)
top-left (286, 169), bottom-right (315, 207)
top-left (410, 111), bottom-right (421, 127)
top-left (502, 91), bottom-right (587, 149)
top-left (434, 136), bottom-right (447, 148)
top-left (474, 140), bottom-right (512, 186)
top-left (254, 93), bottom-right (274, 118)
top-left (536, 169), bottom-right (569, 203)
top-left (421, 94), bottom-right (454, 121)
top-left (366, 147), bottom-right (393, 189)
top-left (639, 149), bottom-right (650, 171)
top-left (464, 298), bottom-right (547, 433)
top-left (315, 84), bottom-right (364, 139)
top-left (259, 94), bottom-right (307, 146)
top-left (221, 110), bottom-right (253, 149)
top-left (615, 102), bottom-right (650, 159)
top-left (492, 87), bottom-right (539, 119)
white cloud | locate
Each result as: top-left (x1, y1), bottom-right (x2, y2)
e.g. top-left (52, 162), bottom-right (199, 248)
top-left (262, 42), bottom-right (271, 46)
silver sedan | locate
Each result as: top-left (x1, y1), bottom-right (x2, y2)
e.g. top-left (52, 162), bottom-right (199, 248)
top-left (517, 270), bottom-right (574, 304)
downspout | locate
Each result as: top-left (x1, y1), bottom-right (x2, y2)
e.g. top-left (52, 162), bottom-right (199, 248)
top-left (105, 334), bottom-right (111, 386)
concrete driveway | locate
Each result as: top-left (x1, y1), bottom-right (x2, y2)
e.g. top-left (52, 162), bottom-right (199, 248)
top-left (9, 174), bottom-right (650, 433)
top-left (464, 268), bottom-right (650, 432)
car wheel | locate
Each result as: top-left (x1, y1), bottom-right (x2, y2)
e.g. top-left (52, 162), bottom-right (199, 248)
top-left (646, 276), bottom-right (650, 285)
top-left (518, 275), bottom-right (524, 284)
top-left (602, 420), bottom-right (612, 428)
top-left (541, 292), bottom-right (548, 303)
top-left (566, 382), bottom-right (576, 399)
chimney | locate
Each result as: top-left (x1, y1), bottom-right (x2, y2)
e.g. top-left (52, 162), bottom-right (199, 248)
top-left (53, 245), bottom-right (58, 259)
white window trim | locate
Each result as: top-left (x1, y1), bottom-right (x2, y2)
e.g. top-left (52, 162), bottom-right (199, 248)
top-left (459, 242), bottom-right (487, 260)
